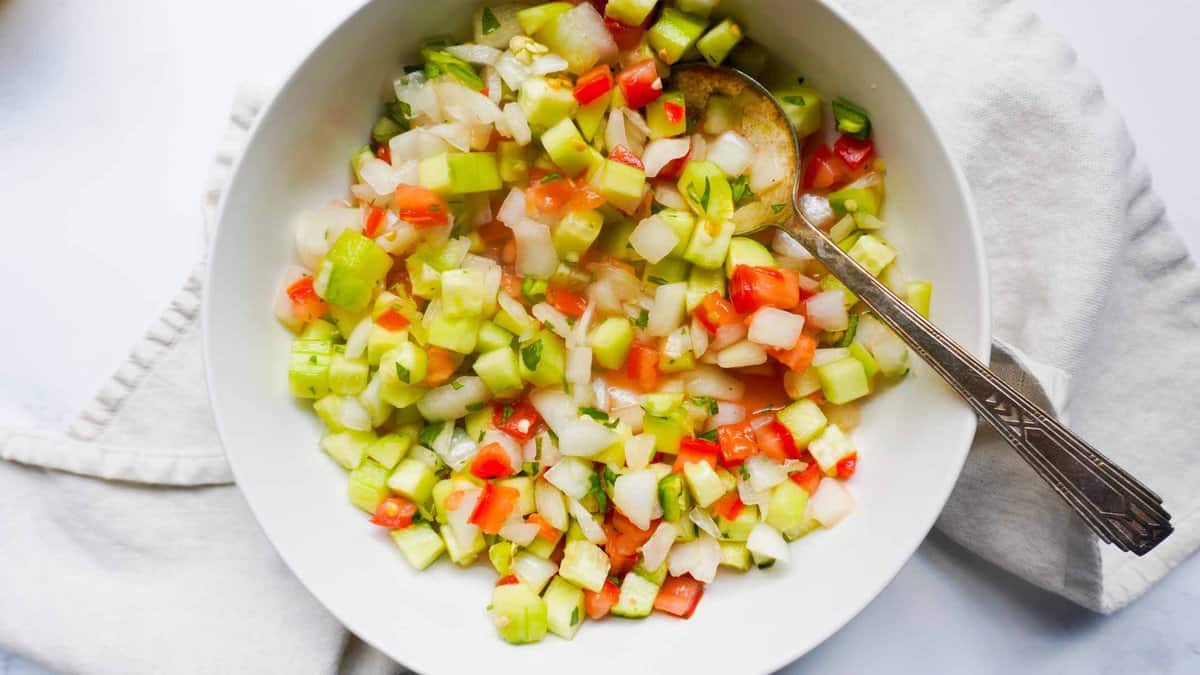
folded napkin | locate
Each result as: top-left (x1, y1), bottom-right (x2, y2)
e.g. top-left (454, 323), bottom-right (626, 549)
top-left (3, 0), bottom-right (1199, 673)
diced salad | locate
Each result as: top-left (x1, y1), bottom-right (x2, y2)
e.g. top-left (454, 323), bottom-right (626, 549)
top-left (275, 0), bottom-right (931, 645)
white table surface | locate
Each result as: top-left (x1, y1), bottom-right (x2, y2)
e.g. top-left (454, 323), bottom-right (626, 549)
top-left (1, 0), bottom-right (1197, 672)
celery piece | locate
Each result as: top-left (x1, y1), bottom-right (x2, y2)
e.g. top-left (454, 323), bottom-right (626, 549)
top-left (678, 161), bottom-right (734, 221)
top-left (519, 77), bottom-right (579, 131)
top-left (498, 141), bottom-right (530, 184)
top-left (847, 234), bottom-right (896, 277)
top-left (518, 329), bottom-right (567, 387)
top-left (477, 320), bottom-right (516, 353)
top-left (605, 0), bottom-right (656, 27)
top-left (775, 85), bottom-right (823, 138)
top-left (724, 237), bottom-right (776, 277)
top-left (491, 583), bottom-right (548, 645)
top-left (648, 9), bottom-right (708, 65)
top-left (553, 209), bottom-right (604, 262)
top-left (329, 351), bottom-right (369, 396)
top-left (427, 313), bottom-right (482, 354)
top-left (838, 232), bottom-right (862, 253)
top-left (418, 152), bottom-right (502, 195)
top-left (348, 458), bottom-right (391, 513)
top-left (659, 347), bottom-right (695, 374)
top-left (816, 357), bottom-right (870, 405)
top-left (591, 159), bottom-right (646, 214)
top-left (313, 395), bottom-right (346, 432)
top-left (321, 430), bottom-right (376, 470)
top-left (777, 398), bottom-right (828, 447)
top-left (696, 18), bottom-right (743, 66)
top-left (516, 2), bottom-right (573, 34)
top-left (646, 91), bottom-right (687, 139)
top-left (405, 258), bottom-right (441, 300)
top-left (315, 230), bottom-right (393, 312)
top-left (390, 523), bottom-right (445, 570)
top-left (541, 118), bottom-right (593, 177)
top-left (906, 281), bottom-right (933, 318)
top-left (588, 317), bottom-right (635, 370)
top-left (366, 433), bottom-right (413, 470)
top-left (473, 347), bottom-right (524, 396)
top-left (683, 218), bottom-right (735, 270)
top-left (289, 338), bottom-right (332, 399)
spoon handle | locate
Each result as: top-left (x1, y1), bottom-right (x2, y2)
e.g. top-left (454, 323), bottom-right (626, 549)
top-left (785, 220), bottom-right (1172, 555)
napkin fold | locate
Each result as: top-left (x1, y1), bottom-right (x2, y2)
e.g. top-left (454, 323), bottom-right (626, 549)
top-left (2, 0), bottom-right (1199, 673)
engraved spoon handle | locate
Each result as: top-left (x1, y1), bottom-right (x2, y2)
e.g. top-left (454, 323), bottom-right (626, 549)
top-left (784, 220), bottom-right (1173, 555)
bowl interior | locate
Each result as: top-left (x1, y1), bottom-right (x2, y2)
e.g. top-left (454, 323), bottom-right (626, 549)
top-left (204, 1), bottom-right (989, 672)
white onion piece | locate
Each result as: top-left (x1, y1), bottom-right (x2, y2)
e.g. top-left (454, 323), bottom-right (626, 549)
top-left (358, 158), bottom-right (397, 195)
top-left (654, 182), bottom-right (688, 210)
top-left (447, 488), bottom-right (482, 551)
top-left (566, 347), bottom-right (593, 386)
top-left (568, 499), bottom-right (608, 545)
top-left (495, 293), bottom-right (533, 342)
top-left (640, 522), bottom-right (679, 571)
top-left (612, 470), bottom-right (658, 530)
top-left (337, 396), bottom-right (372, 431)
top-left (570, 301), bottom-right (596, 348)
top-left (689, 133), bottom-right (708, 162)
top-left (608, 385), bottom-right (641, 409)
top-left (717, 340), bottom-right (768, 368)
top-left (746, 523), bottom-right (790, 564)
top-left (358, 371), bottom-right (390, 427)
top-left (500, 519), bottom-right (542, 547)
top-left (416, 377), bottom-right (491, 421)
top-left (647, 282), bottom-right (687, 337)
top-left (749, 148), bottom-right (788, 192)
top-left (535, 479), bottom-right (569, 531)
top-left (668, 534), bottom-right (720, 583)
top-left (710, 322), bottom-right (748, 350)
top-left (484, 66), bottom-right (503, 105)
top-left (429, 122), bottom-right (472, 151)
top-left (510, 218), bottom-right (559, 277)
top-left (707, 131), bottom-right (755, 177)
top-left (662, 326), bottom-right (692, 360)
top-left (624, 433), bottom-right (656, 471)
top-left (376, 217), bottom-right (420, 255)
top-left (748, 307), bottom-right (806, 349)
top-left (533, 302), bottom-right (572, 339)
top-left (344, 316), bottom-right (373, 360)
top-left (530, 389), bottom-right (579, 429)
top-left (549, 2), bottom-right (618, 74)
top-left (271, 266), bottom-right (309, 332)
top-left (389, 129), bottom-right (449, 164)
top-left (439, 427), bottom-right (481, 471)
top-left (557, 417), bottom-right (620, 457)
top-left (538, 429), bottom-right (562, 468)
top-left (805, 290), bottom-right (849, 331)
top-left (707, 401), bottom-right (746, 429)
top-left (428, 418), bottom-right (455, 456)
top-left (502, 102), bottom-right (532, 146)
top-left (737, 479), bottom-right (770, 508)
top-left (544, 457), bottom-right (594, 499)
top-left (495, 52), bottom-right (531, 91)
top-left (393, 73), bottom-right (441, 123)
top-left (643, 138), bottom-right (691, 178)
top-left (629, 215), bottom-right (680, 264)
top-left (684, 365), bottom-right (746, 401)
top-left (623, 107), bottom-right (652, 137)
top-left (772, 230), bottom-right (813, 261)
top-left (294, 205), bottom-right (360, 270)
top-left (690, 316), bottom-right (710, 358)
top-left (605, 110), bottom-right (628, 154)
top-left (744, 455), bottom-right (788, 492)
top-left (799, 193), bottom-right (836, 229)
top-left (445, 43), bottom-right (501, 66)
top-left (512, 552), bottom-right (558, 590)
top-left (611, 405), bottom-right (645, 434)
top-left (810, 478), bottom-right (855, 527)
top-left (530, 54), bottom-right (569, 75)
top-left (591, 376), bottom-right (609, 411)
top-left (435, 81), bottom-right (504, 126)
top-left (689, 508), bottom-right (721, 539)
top-left (497, 187), bottom-right (526, 226)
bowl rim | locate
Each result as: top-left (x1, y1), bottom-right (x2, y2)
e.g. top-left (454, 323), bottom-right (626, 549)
top-left (202, 0), bottom-right (992, 671)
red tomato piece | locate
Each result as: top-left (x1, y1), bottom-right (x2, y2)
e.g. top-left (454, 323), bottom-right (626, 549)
top-left (653, 576), bottom-right (704, 618)
top-left (755, 418), bottom-right (800, 461)
top-left (469, 483), bottom-right (521, 535)
top-left (791, 461), bottom-right (823, 495)
top-left (693, 292), bottom-right (741, 333)
top-left (423, 346), bottom-right (459, 386)
top-left (375, 308), bottom-right (410, 332)
top-left (709, 492), bottom-right (744, 521)
top-left (663, 100), bottom-right (685, 125)
top-left (833, 134), bottom-right (875, 170)
top-left (836, 452), bottom-right (859, 480)
top-left (394, 184), bottom-right (450, 227)
top-left (656, 147), bottom-right (691, 180)
top-left (496, 574), bottom-right (520, 587)
top-left (477, 218), bottom-right (511, 243)
top-left (526, 174), bottom-right (575, 217)
top-left (729, 265), bottom-right (801, 314)
top-left (285, 276), bottom-right (328, 323)
top-left (470, 442), bottom-right (516, 480)
top-left (574, 65), bottom-right (614, 105)
top-left (374, 144), bottom-right (391, 164)
top-left (672, 437), bottom-right (720, 472)
top-left (617, 59), bottom-right (663, 109)
top-left (605, 17), bottom-right (645, 51)
top-left (526, 513), bottom-right (561, 542)
top-left (769, 333), bottom-right (818, 373)
top-left (493, 400), bottom-right (542, 442)
top-left (444, 489), bottom-right (467, 513)
top-left (626, 342), bottom-right (660, 391)
top-left (802, 144), bottom-right (852, 192)
top-left (717, 422), bottom-right (759, 465)
top-left (608, 144), bottom-right (644, 171)
top-left (567, 179), bottom-right (607, 211)
top-left (584, 580), bottom-right (621, 620)
top-left (546, 286), bottom-right (588, 318)
top-left (501, 271), bottom-right (524, 300)
top-left (369, 496), bottom-right (417, 529)
top-left (363, 205), bottom-right (386, 238)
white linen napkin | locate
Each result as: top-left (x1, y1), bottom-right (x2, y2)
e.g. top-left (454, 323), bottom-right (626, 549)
top-left (2, 0), bottom-right (1198, 673)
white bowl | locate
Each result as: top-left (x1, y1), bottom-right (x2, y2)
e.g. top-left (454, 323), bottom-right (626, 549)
top-left (204, 0), bottom-right (990, 672)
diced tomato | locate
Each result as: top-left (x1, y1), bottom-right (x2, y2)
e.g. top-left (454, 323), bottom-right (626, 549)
top-left (802, 144), bottom-right (852, 192)
top-left (769, 333), bottom-right (818, 373)
top-left (584, 580), bottom-right (621, 619)
top-left (526, 513), bottom-right (561, 542)
top-left (653, 576), bottom-right (704, 618)
top-left (608, 144), bottom-right (644, 171)
top-left (501, 271), bottom-right (524, 300)
top-left (693, 292), bottom-right (740, 333)
top-left (546, 286), bottom-right (588, 318)
top-left (469, 483), bottom-right (521, 535)
top-left (626, 342), bottom-right (660, 391)
top-left (729, 265), bottom-right (801, 313)
top-left (717, 422), bottom-right (759, 465)
top-left (574, 65), bottom-right (614, 105)
top-left (496, 574), bottom-right (520, 587)
top-left (369, 496), bottom-right (417, 529)
top-left (755, 418), bottom-right (800, 461)
top-left (470, 442), bottom-right (516, 480)
top-left (493, 399), bottom-right (541, 442)
top-left (607, 547), bottom-right (638, 576)
top-left (375, 308), bottom-right (410, 332)
top-left (394, 184), bottom-right (450, 227)
top-left (567, 180), bottom-right (606, 211)
top-left (604, 17), bottom-right (645, 51)
top-left (836, 452), bottom-right (858, 480)
top-left (526, 173), bottom-right (575, 217)
top-left (610, 511), bottom-right (655, 540)
top-left (285, 276), bottom-right (328, 323)
top-left (363, 205), bottom-right (387, 238)
top-left (617, 59), bottom-right (663, 109)
top-left (709, 492), bottom-right (744, 521)
top-left (663, 100), bottom-right (685, 125)
top-left (791, 461), bottom-right (823, 494)
top-left (422, 346), bottom-right (458, 386)
top-left (478, 218), bottom-right (511, 243)
top-left (833, 134), bottom-right (875, 170)
top-left (374, 144), bottom-right (391, 164)
top-left (656, 147), bottom-right (691, 180)
top-left (673, 437), bottom-right (720, 472)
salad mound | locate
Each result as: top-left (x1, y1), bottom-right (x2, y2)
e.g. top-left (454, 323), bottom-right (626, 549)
top-left (275, 0), bottom-right (931, 644)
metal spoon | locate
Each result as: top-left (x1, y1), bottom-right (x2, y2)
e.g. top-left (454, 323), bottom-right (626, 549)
top-left (670, 64), bottom-right (1172, 555)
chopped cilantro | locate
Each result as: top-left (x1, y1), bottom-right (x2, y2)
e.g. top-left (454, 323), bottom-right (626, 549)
top-left (450, 379), bottom-right (464, 390)
top-left (635, 309), bottom-right (650, 329)
top-left (570, 606), bottom-right (580, 626)
top-left (501, 405), bottom-right (516, 424)
top-left (466, 402), bottom-right (484, 412)
top-left (418, 422), bottom-right (444, 445)
top-left (782, 95), bottom-right (807, 107)
top-left (580, 407), bottom-right (610, 421)
top-left (540, 173), bottom-right (563, 184)
top-left (647, 275), bottom-right (668, 285)
top-left (521, 340), bottom-right (543, 371)
top-left (691, 396), bottom-right (719, 416)
top-left (730, 175), bottom-right (754, 206)
top-left (697, 428), bottom-right (719, 442)
top-left (739, 464), bottom-right (750, 480)
top-left (481, 7), bottom-right (501, 34)
top-left (395, 362), bottom-right (411, 384)
top-left (772, 203), bottom-right (788, 214)
top-left (309, 355), bottom-right (317, 364)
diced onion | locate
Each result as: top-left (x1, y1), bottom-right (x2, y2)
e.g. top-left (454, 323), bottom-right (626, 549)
top-left (812, 347), bottom-right (851, 366)
top-left (749, 148), bottom-right (788, 192)
top-left (544, 457), bottom-right (594, 499)
top-left (668, 534), bottom-right (720, 583)
top-left (495, 52), bottom-right (531, 91)
top-left (481, 429), bottom-right (523, 471)
top-left (497, 187), bottom-right (526, 226)
top-left (389, 128), bottom-right (451, 164)
top-left (746, 523), bottom-right (790, 564)
top-left (710, 322), bottom-right (748, 351)
top-left (772, 230), bottom-right (813, 261)
top-left (510, 218), bottom-right (559, 277)
top-left (689, 133), bottom-right (708, 162)
top-left (805, 290), bottom-right (849, 331)
top-left (530, 389), bottom-right (580, 430)
top-left (530, 54), bottom-right (569, 75)
top-left (566, 347), bottom-right (593, 386)
top-left (484, 66), bottom-right (502, 105)
top-left (647, 282), bottom-right (687, 337)
top-left (612, 470), bottom-right (658, 530)
top-left (435, 81), bottom-right (503, 126)
top-left (446, 488), bottom-right (482, 551)
top-left (429, 122), bottom-right (472, 151)
top-left (654, 182), bottom-right (688, 210)
top-left (684, 365), bottom-right (745, 401)
top-left (337, 396), bottom-right (372, 431)
top-left (640, 522), bottom-right (678, 571)
top-left (717, 340), bottom-right (768, 368)
top-left (500, 518), bottom-right (541, 547)
top-left (344, 316), bottom-right (373, 360)
top-left (502, 102), bottom-right (532, 146)
top-left (416, 377), bottom-right (491, 421)
top-left (513, 552), bottom-right (558, 589)
top-left (623, 107), bottom-right (652, 137)
top-left (394, 73), bottom-right (441, 124)
top-left (533, 302), bottom-right (572, 339)
top-left (744, 455), bottom-right (788, 492)
top-left (440, 427), bottom-right (481, 472)
top-left (643, 138), bottom-right (691, 178)
top-left (809, 478), bottom-right (856, 527)
top-left (799, 193), bottom-right (836, 229)
top-left (591, 376), bottom-right (609, 410)
top-left (624, 433), bottom-right (656, 471)
top-left (707, 401), bottom-right (745, 429)
top-left (605, 109), bottom-right (628, 154)
top-left (629, 215), bottom-right (680, 264)
top-left (662, 326), bottom-right (692, 360)
top-left (535, 479), bottom-right (569, 531)
top-left (568, 499), bottom-right (608, 545)
top-left (689, 508), bottom-right (720, 539)
top-left (690, 317), bottom-right (709, 358)
top-left (748, 307), bottom-right (806, 349)
top-left (611, 405), bottom-right (645, 434)
top-left (445, 43), bottom-right (501, 66)
top-left (707, 131), bottom-right (755, 177)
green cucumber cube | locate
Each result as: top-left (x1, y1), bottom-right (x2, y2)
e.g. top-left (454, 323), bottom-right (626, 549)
top-left (315, 229), bottom-right (393, 312)
top-left (576, 91), bottom-right (610, 142)
top-left (724, 237), bottom-right (776, 277)
top-left (428, 312), bottom-right (481, 354)
top-left (491, 583), bottom-right (549, 645)
top-left (719, 541), bottom-right (751, 570)
top-left (524, 533), bottom-right (559, 560)
top-left (646, 91), bottom-right (687, 139)
top-left (588, 317), bottom-right (635, 370)
top-left (696, 18), bottom-right (743, 66)
top-left (592, 159), bottom-right (646, 214)
top-left (367, 324), bottom-right (408, 366)
top-left (313, 395), bottom-right (346, 432)
top-left (473, 347), bottom-right (524, 396)
top-left (517, 2), bottom-right (573, 34)
top-left (489, 541), bottom-right (516, 575)
top-left (775, 86), bottom-right (823, 138)
top-left (643, 409), bottom-right (691, 454)
top-left (477, 320), bottom-right (516, 353)
top-left (553, 209), bottom-right (604, 262)
top-left (518, 329), bottom-right (567, 387)
top-left (605, 0), bottom-right (657, 26)
top-left (497, 476), bottom-right (536, 515)
top-left (442, 524), bottom-right (486, 565)
top-left (289, 338), bottom-right (332, 399)
top-left (777, 399), bottom-right (828, 447)
top-left (390, 523), bottom-right (446, 570)
top-left (418, 152), bottom-right (502, 195)
top-left (644, 256), bottom-right (690, 287)
top-left (541, 119), bottom-right (594, 177)
top-left (657, 472), bottom-right (693, 522)
top-left (906, 280), bottom-right (933, 318)
top-left (821, 274), bottom-right (859, 307)
top-left (808, 424), bottom-right (856, 476)
top-left (648, 9), bottom-right (708, 65)
top-left (387, 458), bottom-right (438, 504)
top-left (519, 77), bottom-right (579, 131)
top-left (405, 258), bottom-right (441, 300)
top-left (379, 342), bottom-right (429, 407)
top-left (596, 218), bottom-right (640, 261)
top-left (716, 505), bottom-right (760, 542)
top-left (683, 218), bottom-right (735, 270)
top-left (682, 459), bottom-right (726, 507)
top-left (559, 541), bottom-right (611, 592)
top-left (828, 186), bottom-right (882, 218)
top-left (366, 433), bottom-right (413, 470)
top-left (440, 268), bottom-right (487, 318)
top-left (643, 392), bottom-right (683, 416)
top-left (656, 209), bottom-right (697, 258)
top-left (347, 458), bottom-right (391, 513)
top-left (543, 576), bottom-right (586, 640)
top-left (685, 265), bottom-right (726, 311)
top-left (677, 0), bottom-right (718, 18)
top-left (432, 478), bottom-right (476, 524)
top-left (848, 342), bottom-right (881, 379)
top-left (611, 572), bottom-right (660, 619)
top-left (847, 234), bottom-right (896, 277)
top-left (320, 430), bottom-right (376, 470)
top-left (678, 161), bottom-right (734, 221)
top-left (300, 319), bottom-right (338, 341)
top-left (634, 560), bottom-right (668, 586)
top-left (766, 479), bottom-right (818, 540)
top-left (498, 140), bottom-right (531, 184)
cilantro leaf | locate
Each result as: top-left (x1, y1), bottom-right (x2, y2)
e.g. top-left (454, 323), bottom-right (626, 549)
top-left (540, 173), bottom-right (563, 184)
top-left (466, 402), bottom-right (484, 412)
top-left (570, 606), bottom-right (580, 626)
top-left (730, 175), bottom-right (754, 206)
top-left (740, 464), bottom-right (750, 480)
top-left (782, 95), bottom-right (807, 107)
top-left (521, 340), bottom-right (544, 371)
top-left (580, 407), bottom-right (610, 421)
top-left (699, 177), bottom-right (711, 212)
top-left (690, 396), bottom-right (719, 416)
top-left (647, 276), bottom-right (668, 285)
top-left (481, 7), bottom-right (501, 35)
top-left (418, 422), bottom-right (444, 445)
top-left (451, 379), bottom-right (464, 390)
top-left (501, 405), bottom-right (516, 424)
top-left (772, 203), bottom-right (788, 214)
top-left (697, 428), bottom-right (718, 442)
top-left (395, 362), bottom-right (411, 384)
top-left (635, 309), bottom-right (649, 329)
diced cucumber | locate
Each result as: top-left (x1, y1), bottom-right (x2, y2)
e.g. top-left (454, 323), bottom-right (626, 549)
top-left (553, 209), bottom-right (604, 262)
top-left (642, 408), bottom-right (692, 454)
top-left (766, 479), bottom-right (818, 540)
top-left (777, 398), bottom-right (828, 446)
top-left (497, 476), bottom-right (536, 516)
top-left (441, 269), bottom-right (487, 318)
top-left (464, 406), bottom-right (495, 444)
top-left (821, 274), bottom-right (859, 308)
top-left (432, 477), bottom-right (479, 523)
top-left (541, 119), bottom-right (594, 177)
top-left (516, 2), bottom-right (573, 34)
top-left (543, 576), bottom-right (586, 640)
top-left (847, 342), bottom-right (880, 379)
top-left (808, 424), bottom-right (855, 476)
top-left (405, 258), bottom-right (442, 300)
top-left (645, 256), bottom-right (690, 288)
top-left (648, 9), bottom-right (708, 65)
top-left (490, 540), bottom-right (516, 575)
top-left (719, 540), bottom-right (751, 570)
top-left (847, 234), bottom-right (895, 277)
top-left (418, 152), bottom-right (502, 195)
top-left (321, 430), bottom-right (375, 470)
top-left (685, 265), bottom-right (726, 311)
top-left (366, 433), bottom-right (413, 470)
top-left (477, 321), bottom-right (516, 353)
top-left (906, 280), bottom-right (932, 318)
top-left (650, 209), bottom-right (695, 259)
top-left (816, 357), bottom-right (870, 405)
top-left (646, 91), bottom-right (687, 139)
top-left (657, 472), bottom-right (693, 522)
top-left (372, 115), bottom-right (405, 145)
top-left (678, 161), bottom-right (734, 221)
top-left (592, 159), bottom-right (646, 214)
top-left (492, 583), bottom-right (549, 645)
top-left (315, 229), bottom-right (393, 313)
top-left (519, 77), bottom-right (579, 131)
top-left (596, 217), bottom-right (640, 261)
top-left (696, 18), bottom-right (743, 66)
top-left (643, 392), bottom-right (683, 416)
top-left (498, 140), bottom-right (531, 184)
top-left (388, 458), bottom-right (438, 504)
top-left (494, 301), bottom-right (539, 338)
top-left (634, 560), bottom-right (668, 587)
top-left (428, 312), bottom-right (481, 354)
top-left (289, 338), bottom-right (332, 399)
top-left (473, 347), bottom-right (524, 396)
top-left (313, 395), bottom-right (347, 432)
top-left (701, 95), bottom-right (738, 135)
top-left (524, 533), bottom-right (559, 559)
top-left (367, 324), bottom-right (408, 366)
top-left (724, 237), bottom-right (776, 277)
top-left (717, 505), bottom-right (759, 542)
top-left (347, 458), bottom-right (391, 513)
top-left (682, 460), bottom-right (726, 507)
top-left (518, 329), bottom-right (567, 387)
top-left (559, 541), bottom-right (611, 592)
top-left (611, 572), bottom-right (660, 619)
top-left (442, 523), bottom-right (487, 565)
top-left (588, 317), bottom-right (635, 370)
top-left (351, 145), bottom-right (373, 183)
top-left (379, 342), bottom-right (429, 408)
top-left (391, 523), bottom-right (446, 570)
top-left (301, 319), bottom-right (338, 341)
top-left (828, 185), bottom-right (881, 218)
top-left (677, 0), bottom-right (718, 18)
top-left (521, 276), bottom-right (548, 304)
top-left (775, 86), bottom-right (822, 138)
top-left (605, 0), bottom-right (657, 26)
top-left (576, 90), bottom-right (610, 143)
top-left (683, 218), bottom-right (735, 270)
